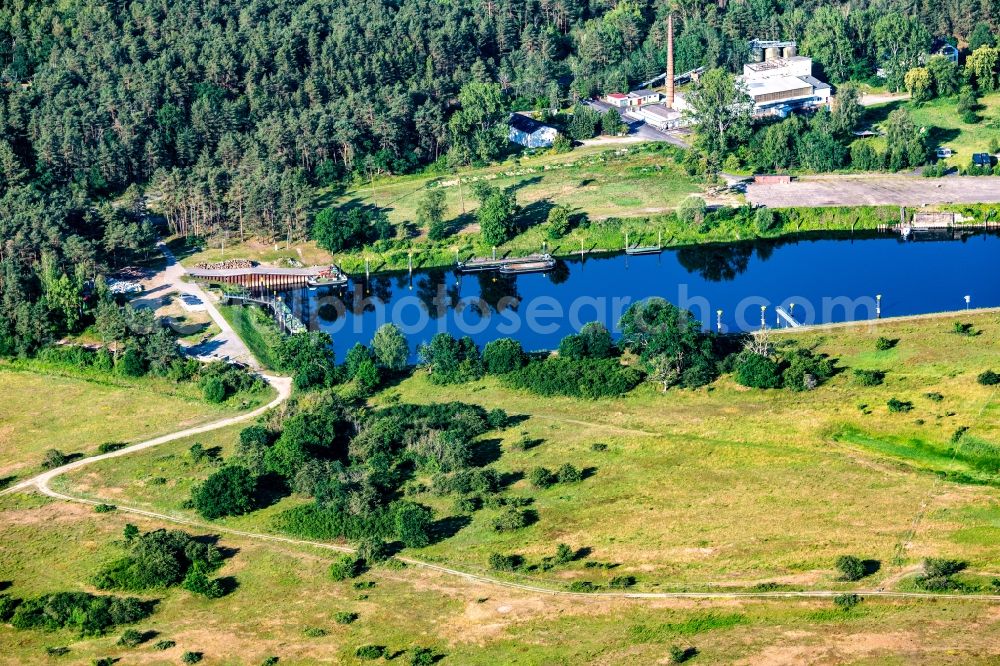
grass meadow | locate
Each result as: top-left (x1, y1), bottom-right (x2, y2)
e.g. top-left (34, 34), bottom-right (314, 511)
top-left (6, 312), bottom-right (1000, 662)
top-left (3, 493), bottom-right (1000, 664)
top-left (0, 361), bottom-right (272, 486)
top-left (57, 311), bottom-right (1000, 594)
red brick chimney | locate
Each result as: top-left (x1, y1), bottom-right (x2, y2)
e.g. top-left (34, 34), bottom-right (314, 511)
top-left (666, 14), bottom-right (675, 109)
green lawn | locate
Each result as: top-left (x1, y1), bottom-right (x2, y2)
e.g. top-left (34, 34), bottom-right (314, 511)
top-left (860, 92), bottom-right (1000, 168)
top-left (0, 361), bottom-right (273, 485)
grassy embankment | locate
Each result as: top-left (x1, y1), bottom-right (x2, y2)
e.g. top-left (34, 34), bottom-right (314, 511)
top-left (57, 311), bottom-right (1000, 595)
top-left (178, 141), bottom-right (909, 276)
top-left (217, 304), bottom-right (283, 371)
top-left (0, 359), bottom-right (273, 486)
top-left (858, 92), bottom-right (1000, 168)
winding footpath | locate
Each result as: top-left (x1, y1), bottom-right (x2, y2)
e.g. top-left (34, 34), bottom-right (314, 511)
top-left (8, 396), bottom-right (1000, 603)
top-left (4, 245), bottom-right (1000, 604)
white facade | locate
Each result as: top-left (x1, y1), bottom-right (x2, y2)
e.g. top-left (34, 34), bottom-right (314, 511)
top-left (508, 114), bottom-right (559, 148)
top-left (739, 56), bottom-right (831, 116)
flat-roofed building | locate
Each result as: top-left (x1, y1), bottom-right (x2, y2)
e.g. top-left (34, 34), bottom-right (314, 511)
top-left (739, 55), bottom-right (831, 116)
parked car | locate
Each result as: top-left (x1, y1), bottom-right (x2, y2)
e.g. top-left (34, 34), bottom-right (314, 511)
top-left (935, 147), bottom-right (953, 158)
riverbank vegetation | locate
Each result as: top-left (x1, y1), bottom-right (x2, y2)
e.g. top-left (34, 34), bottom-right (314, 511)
top-left (53, 311), bottom-right (1000, 596)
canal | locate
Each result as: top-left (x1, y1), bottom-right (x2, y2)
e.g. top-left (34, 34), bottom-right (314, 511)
top-left (269, 231), bottom-right (1000, 360)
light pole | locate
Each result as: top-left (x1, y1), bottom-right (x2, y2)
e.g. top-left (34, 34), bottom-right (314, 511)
top-left (964, 295), bottom-right (971, 310)
top-left (760, 305), bottom-right (767, 330)
top-left (716, 309), bottom-right (723, 333)
top-left (876, 294), bottom-right (882, 319)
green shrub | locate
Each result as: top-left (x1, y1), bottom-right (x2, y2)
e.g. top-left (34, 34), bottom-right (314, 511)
top-left (835, 555), bottom-right (866, 581)
top-left (887, 398), bottom-right (913, 413)
top-left (590, 443), bottom-right (608, 452)
top-left (41, 448), bottom-right (68, 470)
top-left (556, 463), bottom-right (582, 484)
top-left (486, 408), bottom-right (509, 429)
top-left (94, 504), bottom-right (117, 513)
top-left (330, 555), bottom-right (364, 582)
top-left (153, 639), bottom-right (176, 650)
top-left (182, 566), bottom-right (225, 598)
top-left (334, 611), bottom-right (358, 625)
top-left (833, 593), bottom-right (861, 610)
top-left (926, 392), bottom-right (944, 402)
top-left (853, 369), bottom-right (885, 387)
top-left (953, 322), bottom-right (976, 336)
top-left (303, 627), bottom-right (328, 637)
top-left (528, 466), bottom-right (555, 488)
top-left (181, 651), bottom-right (203, 664)
top-left (409, 647), bottom-right (438, 666)
top-left (567, 580), bottom-right (597, 593)
top-left (916, 558), bottom-right (967, 591)
top-left (394, 501), bottom-right (433, 548)
top-left (555, 543), bottom-right (574, 564)
top-left (488, 553), bottom-right (523, 572)
top-left (191, 465), bottom-right (257, 519)
top-left (355, 537), bottom-right (389, 564)
top-left (734, 352), bottom-right (781, 389)
top-left (355, 645), bottom-right (386, 660)
top-left (668, 645), bottom-right (698, 663)
top-left (117, 629), bottom-right (144, 647)
top-left (261, 657), bottom-right (279, 666)
top-left (482, 338), bottom-right (525, 375)
top-left (117, 347), bottom-right (147, 377)
top-left (97, 442), bottom-right (126, 454)
top-left (491, 507), bottom-right (532, 532)
top-left (609, 575), bottom-right (636, 589)
top-left (45, 647), bottom-right (70, 656)
top-left (977, 370), bottom-right (1000, 386)
top-left (874, 336), bottom-right (896, 351)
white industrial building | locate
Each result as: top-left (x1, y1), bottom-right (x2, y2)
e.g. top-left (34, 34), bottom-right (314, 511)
top-left (508, 113), bottom-right (559, 148)
top-left (632, 93), bottom-right (691, 130)
top-left (740, 51), bottom-right (831, 117)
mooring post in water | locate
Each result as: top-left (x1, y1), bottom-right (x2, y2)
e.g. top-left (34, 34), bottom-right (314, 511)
top-left (625, 231), bottom-right (629, 250)
top-left (492, 246), bottom-right (496, 261)
top-left (408, 251), bottom-right (413, 276)
top-left (580, 238), bottom-right (584, 258)
top-left (658, 230), bottom-right (662, 249)
top-left (365, 258), bottom-right (370, 280)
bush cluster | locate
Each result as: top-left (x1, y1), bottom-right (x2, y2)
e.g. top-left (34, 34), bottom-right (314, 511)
top-left (733, 346), bottom-right (834, 391)
top-left (92, 526), bottom-right (224, 597)
top-left (504, 357), bottom-right (642, 399)
top-left (10, 592), bottom-right (151, 636)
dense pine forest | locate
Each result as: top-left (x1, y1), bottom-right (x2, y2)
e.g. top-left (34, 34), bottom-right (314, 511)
top-left (1, 0), bottom-right (998, 354)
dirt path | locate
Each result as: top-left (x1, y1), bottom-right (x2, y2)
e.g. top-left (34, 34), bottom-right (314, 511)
top-left (11, 419), bottom-right (1000, 603)
top-left (2, 374), bottom-right (292, 497)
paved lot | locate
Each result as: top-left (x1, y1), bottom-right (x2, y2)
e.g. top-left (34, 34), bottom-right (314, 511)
top-left (747, 175), bottom-right (1000, 208)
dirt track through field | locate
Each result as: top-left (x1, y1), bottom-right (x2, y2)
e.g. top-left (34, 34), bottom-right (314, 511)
top-left (747, 175), bottom-right (1000, 208)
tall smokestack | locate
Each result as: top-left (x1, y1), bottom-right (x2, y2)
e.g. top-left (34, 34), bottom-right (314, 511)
top-left (666, 14), bottom-right (675, 109)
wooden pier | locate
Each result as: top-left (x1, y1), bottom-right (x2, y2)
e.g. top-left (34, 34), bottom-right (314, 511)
top-left (188, 265), bottom-right (348, 289)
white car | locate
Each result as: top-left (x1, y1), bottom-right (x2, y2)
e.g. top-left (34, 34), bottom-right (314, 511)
top-left (935, 147), bottom-right (953, 158)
